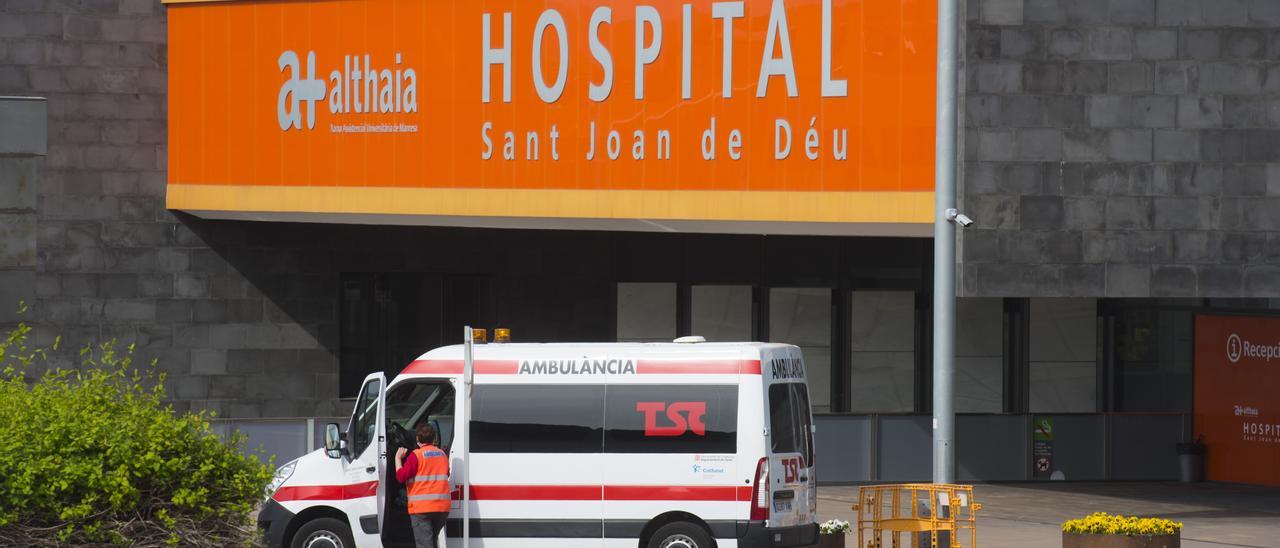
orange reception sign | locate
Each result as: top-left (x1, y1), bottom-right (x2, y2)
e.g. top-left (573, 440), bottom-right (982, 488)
top-left (1194, 315), bottom-right (1280, 486)
top-left (166, 0), bottom-right (937, 234)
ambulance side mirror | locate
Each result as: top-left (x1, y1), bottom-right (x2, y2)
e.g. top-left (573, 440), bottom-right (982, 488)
top-left (324, 423), bottom-right (344, 459)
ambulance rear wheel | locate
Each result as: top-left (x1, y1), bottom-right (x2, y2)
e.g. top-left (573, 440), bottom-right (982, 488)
top-left (648, 522), bottom-right (714, 548)
top-left (291, 517), bottom-right (355, 548)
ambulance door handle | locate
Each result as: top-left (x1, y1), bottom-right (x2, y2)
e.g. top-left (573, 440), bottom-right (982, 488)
top-left (366, 466), bottom-right (376, 474)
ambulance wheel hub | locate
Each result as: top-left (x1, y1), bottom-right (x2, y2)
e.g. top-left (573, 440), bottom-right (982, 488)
top-left (301, 530), bottom-right (344, 548)
top-left (659, 534), bottom-right (700, 548)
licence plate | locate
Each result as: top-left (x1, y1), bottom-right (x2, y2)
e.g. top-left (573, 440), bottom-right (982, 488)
top-left (773, 498), bottom-right (793, 513)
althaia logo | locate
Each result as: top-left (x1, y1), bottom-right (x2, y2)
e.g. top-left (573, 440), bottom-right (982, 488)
top-left (278, 50), bottom-right (419, 132)
top-left (1227, 333), bottom-right (1280, 363)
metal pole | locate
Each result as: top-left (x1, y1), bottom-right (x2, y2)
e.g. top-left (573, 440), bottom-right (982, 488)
top-left (461, 326), bottom-right (474, 545)
top-left (932, 0), bottom-right (958, 485)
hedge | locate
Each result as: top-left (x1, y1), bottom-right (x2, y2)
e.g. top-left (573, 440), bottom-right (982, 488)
top-left (0, 309), bottom-right (273, 546)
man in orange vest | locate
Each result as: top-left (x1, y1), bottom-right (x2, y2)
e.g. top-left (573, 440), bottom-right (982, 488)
top-left (395, 423), bottom-right (451, 548)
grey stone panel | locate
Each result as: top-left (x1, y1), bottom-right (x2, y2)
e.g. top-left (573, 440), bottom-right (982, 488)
top-left (1064, 62), bottom-right (1109, 93)
top-left (1151, 265), bottom-right (1197, 296)
top-left (1156, 0), bottom-right (1201, 25)
top-left (982, 0), bottom-right (1024, 25)
top-left (1106, 264), bottom-right (1153, 297)
top-left (1204, 0), bottom-right (1249, 26)
top-left (1135, 29), bottom-right (1177, 60)
top-left (1132, 96), bottom-right (1176, 128)
top-left (1250, 0), bottom-right (1280, 26)
top-left (1002, 28), bottom-right (1044, 59)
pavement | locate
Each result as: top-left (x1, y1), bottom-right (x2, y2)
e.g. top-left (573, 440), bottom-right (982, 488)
top-left (817, 482), bottom-right (1280, 548)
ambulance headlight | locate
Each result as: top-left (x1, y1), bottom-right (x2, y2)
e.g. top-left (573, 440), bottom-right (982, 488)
top-left (264, 460), bottom-right (297, 500)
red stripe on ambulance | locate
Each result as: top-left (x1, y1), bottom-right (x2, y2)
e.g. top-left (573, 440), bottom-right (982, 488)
top-left (403, 359), bottom-right (762, 375)
top-left (278, 483), bottom-right (750, 503)
top-left (273, 480), bottom-right (378, 502)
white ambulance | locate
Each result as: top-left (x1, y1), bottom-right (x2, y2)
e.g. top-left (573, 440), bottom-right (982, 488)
top-left (258, 339), bottom-right (818, 548)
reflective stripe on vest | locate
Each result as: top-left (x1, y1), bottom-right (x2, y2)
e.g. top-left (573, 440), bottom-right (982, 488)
top-left (405, 474), bottom-right (450, 485)
top-left (406, 444), bottom-right (450, 514)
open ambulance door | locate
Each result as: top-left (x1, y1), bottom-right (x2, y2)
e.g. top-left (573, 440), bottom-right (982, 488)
top-left (361, 372), bottom-right (388, 535)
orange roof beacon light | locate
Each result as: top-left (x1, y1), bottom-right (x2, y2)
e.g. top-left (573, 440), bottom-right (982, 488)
top-left (493, 328), bottom-right (511, 344)
top-left (472, 328), bottom-right (488, 344)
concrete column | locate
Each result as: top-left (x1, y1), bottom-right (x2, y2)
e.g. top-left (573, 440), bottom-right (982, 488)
top-left (0, 97), bottom-right (47, 323)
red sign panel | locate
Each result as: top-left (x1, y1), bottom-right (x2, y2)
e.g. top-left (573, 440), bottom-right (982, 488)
top-left (1194, 315), bottom-right (1280, 486)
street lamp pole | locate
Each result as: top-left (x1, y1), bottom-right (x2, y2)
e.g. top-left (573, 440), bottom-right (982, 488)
top-left (932, 0), bottom-right (959, 485)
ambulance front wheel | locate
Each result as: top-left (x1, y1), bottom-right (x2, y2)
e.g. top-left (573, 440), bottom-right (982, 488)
top-left (648, 522), bottom-right (715, 548)
top-left (291, 517), bottom-right (356, 548)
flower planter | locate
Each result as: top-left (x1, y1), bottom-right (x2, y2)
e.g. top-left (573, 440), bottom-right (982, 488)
top-left (1062, 532), bottom-right (1181, 548)
top-left (816, 532), bottom-right (846, 548)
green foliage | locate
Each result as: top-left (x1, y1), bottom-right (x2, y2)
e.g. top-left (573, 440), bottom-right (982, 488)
top-left (0, 306), bottom-right (273, 546)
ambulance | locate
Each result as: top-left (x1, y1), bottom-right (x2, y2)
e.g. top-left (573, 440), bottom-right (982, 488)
top-left (258, 336), bottom-right (819, 548)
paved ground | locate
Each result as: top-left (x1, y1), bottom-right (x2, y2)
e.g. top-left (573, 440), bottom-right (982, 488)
top-left (817, 482), bottom-right (1280, 548)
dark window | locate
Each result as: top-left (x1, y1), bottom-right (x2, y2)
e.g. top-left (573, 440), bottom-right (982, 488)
top-left (605, 385), bottom-right (738, 453)
top-left (385, 382), bottom-right (455, 449)
top-left (471, 385), bottom-right (605, 453)
top-left (340, 273), bottom-right (489, 398)
top-left (768, 383), bottom-right (814, 465)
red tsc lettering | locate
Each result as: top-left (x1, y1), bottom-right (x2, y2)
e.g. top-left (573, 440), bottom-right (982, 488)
top-left (636, 401), bottom-right (708, 437)
top-left (783, 457), bottom-right (801, 483)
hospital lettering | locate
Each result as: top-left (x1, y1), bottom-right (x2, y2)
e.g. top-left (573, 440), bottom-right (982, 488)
top-left (518, 359), bottom-right (636, 375)
top-left (478, 0), bottom-right (852, 164)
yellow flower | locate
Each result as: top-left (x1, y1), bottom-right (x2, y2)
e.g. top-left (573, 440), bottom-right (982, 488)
top-left (1062, 513), bottom-right (1182, 536)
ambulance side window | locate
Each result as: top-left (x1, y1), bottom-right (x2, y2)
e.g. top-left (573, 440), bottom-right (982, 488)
top-left (471, 385), bottom-right (605, 453)
top-left (604, 385), bottom-right (738, 453)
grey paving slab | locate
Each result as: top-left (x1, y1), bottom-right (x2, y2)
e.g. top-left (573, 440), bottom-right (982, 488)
top-left (818, 482), bottom-right (1280, 548)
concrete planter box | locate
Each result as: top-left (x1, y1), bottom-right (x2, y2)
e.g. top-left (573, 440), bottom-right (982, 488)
top-left (817, 533), bottom-right (846, 548)
top-left (1062, 532), bottom-right (1180, 548)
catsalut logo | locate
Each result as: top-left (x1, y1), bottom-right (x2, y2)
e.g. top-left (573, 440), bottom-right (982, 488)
top-left (278, 50), bottom-right (419, 133)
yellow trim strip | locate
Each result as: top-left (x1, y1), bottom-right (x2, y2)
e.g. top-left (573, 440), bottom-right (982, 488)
top-left (167, 185), bottom-right (934, 225)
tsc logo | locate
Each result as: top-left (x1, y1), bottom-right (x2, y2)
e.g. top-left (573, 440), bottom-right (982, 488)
top-left (782, 457), bottom-right (802, 483)
top-left (636, 401), bottom-right (707, 437)
top-left (1228, 333), bottom-right (1242, 364)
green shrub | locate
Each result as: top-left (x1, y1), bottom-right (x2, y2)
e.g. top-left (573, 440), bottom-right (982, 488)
top-left (0, 311), bottom-right (273, 546)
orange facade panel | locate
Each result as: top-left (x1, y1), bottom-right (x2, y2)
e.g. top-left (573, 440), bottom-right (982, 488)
top-left (167, 0), bottom-right (937, 230)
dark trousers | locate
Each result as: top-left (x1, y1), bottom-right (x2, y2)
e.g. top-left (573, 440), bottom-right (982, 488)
top-left (409, 512), bottom-right (448, 548)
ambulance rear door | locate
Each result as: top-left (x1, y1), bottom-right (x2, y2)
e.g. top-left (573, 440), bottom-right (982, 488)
top-left (761, 348), bottom-right (817, 528)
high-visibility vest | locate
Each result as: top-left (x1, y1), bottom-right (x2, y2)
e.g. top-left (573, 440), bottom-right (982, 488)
top-left (406, 444), bottom-right (451, 514)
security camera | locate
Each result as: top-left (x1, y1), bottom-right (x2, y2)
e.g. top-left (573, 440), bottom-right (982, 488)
top-left (945, 208), bottom-right (975, 228)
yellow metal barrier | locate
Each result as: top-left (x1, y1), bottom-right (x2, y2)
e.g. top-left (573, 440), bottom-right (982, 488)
top-left (850, 484), bottom-right (981, 548)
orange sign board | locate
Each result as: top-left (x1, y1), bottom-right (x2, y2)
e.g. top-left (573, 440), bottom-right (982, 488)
top-left (1194, 315), bottom-right (1280, 486)
top-left (166, 0), bottom-right (937, 232)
